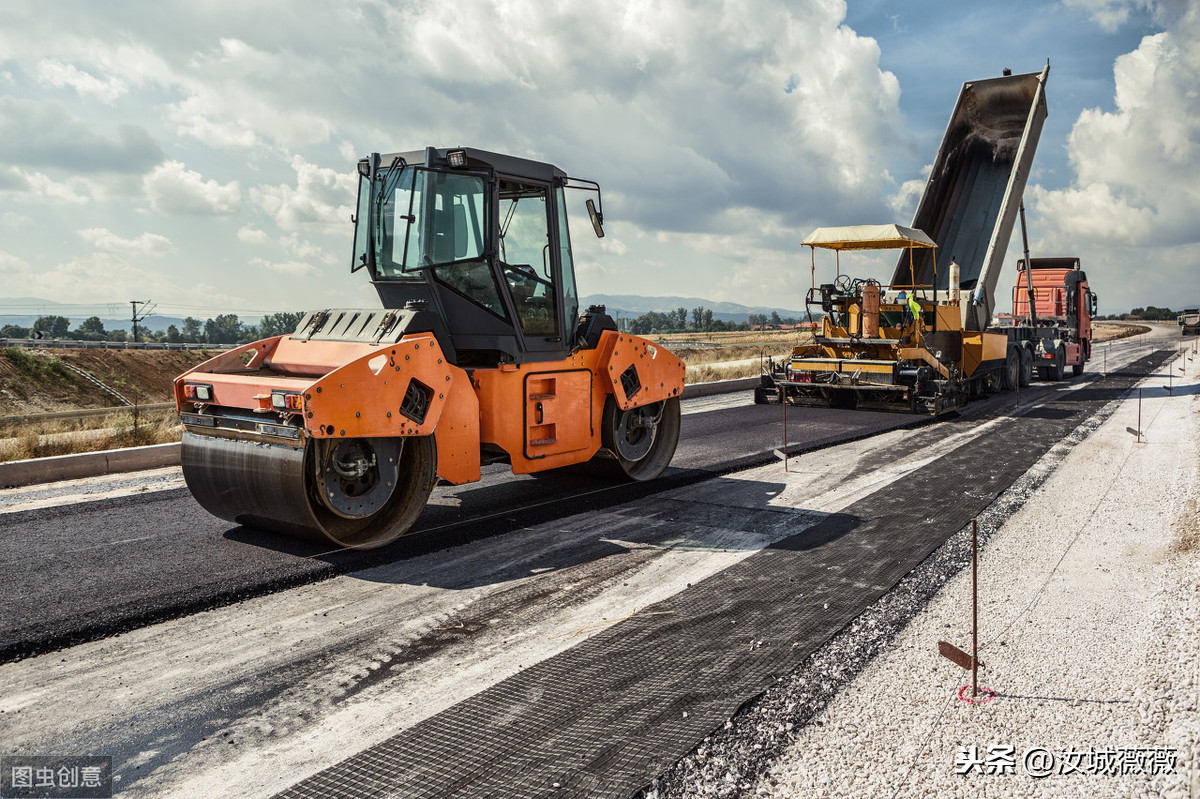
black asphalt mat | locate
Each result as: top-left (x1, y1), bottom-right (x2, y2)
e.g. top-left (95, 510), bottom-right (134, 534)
top-left (1, 394), bottom-right (925, 664)
top-left (276, 351), bottom-right (1171, 799)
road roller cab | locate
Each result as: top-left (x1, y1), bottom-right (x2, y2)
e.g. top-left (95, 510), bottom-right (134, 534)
top-left (175, 147), bottom-right (685, 549)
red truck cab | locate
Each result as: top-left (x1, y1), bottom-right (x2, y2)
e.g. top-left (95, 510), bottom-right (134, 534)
top-left (1012, 257), bottom-right (1098, 375)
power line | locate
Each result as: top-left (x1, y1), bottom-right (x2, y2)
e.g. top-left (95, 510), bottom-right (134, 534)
top-left (130, 300), bottom-right (157, 343)
top-left (152, 303), bottom-right (300, 315)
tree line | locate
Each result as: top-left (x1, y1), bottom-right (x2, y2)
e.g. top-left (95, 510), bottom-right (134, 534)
top-left (617, 306), bottom-right (801, 335)
top-left (0, 312), bottom-right (304, 345)
top-left (1094, 306), bottom-right (1185, 321)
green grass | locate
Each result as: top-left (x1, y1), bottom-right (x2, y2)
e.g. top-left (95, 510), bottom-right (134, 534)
top-left (104, 373), bottom-right (131, 391)
top-left (1, 347), bottom-right (73, 385)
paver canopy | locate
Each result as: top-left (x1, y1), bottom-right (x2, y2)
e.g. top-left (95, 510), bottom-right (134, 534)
top-left (801, 224), bottom-right (937, 251)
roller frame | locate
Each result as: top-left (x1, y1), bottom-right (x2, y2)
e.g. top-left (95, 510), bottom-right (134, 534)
top-left (176, 328), bottom-right (684, 546)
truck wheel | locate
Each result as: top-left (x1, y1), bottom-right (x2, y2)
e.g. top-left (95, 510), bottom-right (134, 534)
top-left (1001, 347), bottom-right (1019, 390)
top-left (1036, 346), bottom-right (1051, 381)
top-left (1052, 342), bottom-right (1067, 381)
top-left (1072, 341), bottom-right (1087, 376)
top-left (1018, 347), bottom-right (1033, 387)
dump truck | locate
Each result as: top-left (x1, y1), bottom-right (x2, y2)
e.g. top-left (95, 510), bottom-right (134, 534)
top-left (757, 66), bottom-right (1092, 413)
top-left (1180, 308), bottom-right (1200, 336)
top-left (175, 147), bottom-right (685, 548)
top-left (1006, 256), bottom-right (1097, 380)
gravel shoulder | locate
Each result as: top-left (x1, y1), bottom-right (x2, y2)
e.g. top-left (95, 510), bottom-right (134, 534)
top-left (742, 343), bottom-right (1200, 797)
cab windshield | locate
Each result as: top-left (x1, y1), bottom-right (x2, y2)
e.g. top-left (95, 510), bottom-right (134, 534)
top-left (362, 167), bottom-right (487, 275)
top-left (355, 165), bottom-right (507, 317)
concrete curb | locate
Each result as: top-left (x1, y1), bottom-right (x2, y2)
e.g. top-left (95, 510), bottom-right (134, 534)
top-left (680, 376), bottom-right (759, 399)
top-left (0, 378), bottom-right (760, 489)
top-left (0, 443), bottom-right (181, 489)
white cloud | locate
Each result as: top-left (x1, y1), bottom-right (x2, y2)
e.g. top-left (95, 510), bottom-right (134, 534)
top-left (17, 253), bottom-right (162, 304)
top-left (0, 211), bottom-right (33, 228)
top-left (573, 256), bottom-right (610, 281)
top-left (250, 257), bottom-right (320, 277)
top-left (144, 161), bottom-right (241, 216)
top-left (25, 171), bottom-right (95, 204)
top-left (0, 97), bottom-right (163, 174)
top-left (79, 227), bottom-right (175, 257)
top-left (237, 226), bottom-right (271, 244)
top-left (1063, 0), bottom-right (1155, 31)
top-left (0, 166), bottom-right (31, 192)
top-left (1034, 4), bottom-right (1200, 248)
top-left (889, 165), bottom-right (931, 221)
top-left (164, 38), bottom-right (337, 150)
top-left (35, 59), bottom-right (127, 102)
top-left (0, 249), bottom-right (30, 275)
top-left (1032, 2), bottom-right (1200, 311)
top-left (168, 95), bottom-right (260, 149)
top-left (1031, 182), bottom-right (1157, 244)
top-left (252, 155), bottom-right (355, 229)
top-left (0, 165), bottom-right (93, 204)
top-left (2, 28), bottom-right (335, 154)
top-left (3, 255), bottom-right (260, 309)
top-left (23, 39), bottom-right (173, 91)
top-left (599, 237), bottom-right (629, 257)
top-left (0, 1), bottom-right (930, 310)
top-left (279, 232), bottom-right (338, 265)
top-left (357, 0), bottom-right (905, 236)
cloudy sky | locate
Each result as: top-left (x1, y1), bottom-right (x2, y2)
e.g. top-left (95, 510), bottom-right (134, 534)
top-left (0, 0), bottom-right (1195, 321)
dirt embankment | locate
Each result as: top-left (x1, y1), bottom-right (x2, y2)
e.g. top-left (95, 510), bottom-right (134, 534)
top-left (653, 329), bottom-right (813, 372)
top-left (0, 348), bottom-right (213, 416)
top-left (1092, 321), bottom-right (1151, 342)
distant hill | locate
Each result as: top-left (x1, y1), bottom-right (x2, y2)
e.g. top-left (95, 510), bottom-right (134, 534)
top-left (580, 294), bottom-right (806, 324)
top-left (0, 313), bottom-right (193, 333)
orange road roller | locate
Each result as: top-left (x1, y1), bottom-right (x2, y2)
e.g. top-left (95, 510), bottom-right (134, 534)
top-left (175, 147), bottom-right (685, 548)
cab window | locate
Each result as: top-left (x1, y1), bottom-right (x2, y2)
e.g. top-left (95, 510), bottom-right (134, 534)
top-left (499, 180), bottom-right (558, 337)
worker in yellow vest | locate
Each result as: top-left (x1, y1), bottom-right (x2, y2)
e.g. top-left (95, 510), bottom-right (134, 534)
top-left (907, 293), bottom-right (922, 327)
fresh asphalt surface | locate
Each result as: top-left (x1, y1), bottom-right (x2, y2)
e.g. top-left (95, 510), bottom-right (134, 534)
top-left (1, 394), bottom-right (926, 661)
top-left (0, 330), bottom-right (1168, 662)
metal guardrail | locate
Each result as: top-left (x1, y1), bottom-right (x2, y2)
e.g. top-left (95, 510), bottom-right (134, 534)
top-left (0, 338), bottom-right (234, 350)
top-left (1, 403), bottom-right (176, 426)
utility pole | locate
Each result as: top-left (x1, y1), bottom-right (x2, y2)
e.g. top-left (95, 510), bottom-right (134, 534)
top-left (130, 300), bottom-right (156, 343)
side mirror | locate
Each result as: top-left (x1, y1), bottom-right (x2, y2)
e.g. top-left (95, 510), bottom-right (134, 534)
top-left (586, 198), bottom-right (604, 238)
